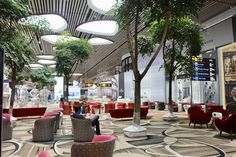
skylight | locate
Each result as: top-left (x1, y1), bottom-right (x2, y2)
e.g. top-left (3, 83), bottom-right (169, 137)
top-left (88, 37), bottom-right (113, 45)
top-left (87, 0), bottom-right (117, 14)
top-left (37, 55), bottom-right (55, 60)
top-left (76, 20), bottom-right (119, 36)
top-left (19, 14), bottom-right (67, 32)
top-left (38, 59), bottom-right (56, 65)
top-left (73, 73), bottom-right (83, 76)
top-left (48, 65), bottom-right (56, 68)
top-left (27, 64), bottom-right (43, 68)
top-left (41, 35), bottom-right (79, 44)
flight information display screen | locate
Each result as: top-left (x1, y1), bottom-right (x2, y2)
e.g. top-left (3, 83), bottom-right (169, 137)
top-left (192, 57), bottom-right (216, 81)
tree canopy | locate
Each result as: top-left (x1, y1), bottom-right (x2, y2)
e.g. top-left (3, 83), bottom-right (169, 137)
top-left (54, 39), bottom-right (93, 78)
top-left (30, 67), bottom-right (55, 89)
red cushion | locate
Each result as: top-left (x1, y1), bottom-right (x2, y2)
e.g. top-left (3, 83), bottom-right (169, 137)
top-left (41, 116), bottom-right (56, 119)
top-left (92, 135), bottom-right (116, 143)
top-left (38, 151), bottom-right (49, 157)
top-left (3, 113), bottom-right (11, 121)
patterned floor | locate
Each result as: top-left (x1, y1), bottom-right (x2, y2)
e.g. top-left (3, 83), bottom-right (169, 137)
top-left (2, 110), bottom-right (236, 157)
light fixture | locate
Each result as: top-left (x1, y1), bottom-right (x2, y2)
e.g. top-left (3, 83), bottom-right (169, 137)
top-left (19, 14), bottom-right (67, 32)
top-left (88, 37), bottom-right (113, 45)
top-left (72, 73), bottom-right (83, 76)
top-left (76, 20), bottom-right (119, 36)
top-left (48, 64), bottom-right (56, 68)
top-left (31, 67), bottom-right (42, 70)
top-left (41, 35), bottom-right (79, 44)
top-left (38, 59), bottom-right (56, 65)
top-left (27, 64), bottom-right (43, 68)
top-left (37, 55), bottom-right (55, 60)
top-left (87, 0), bottom-right (117, 14)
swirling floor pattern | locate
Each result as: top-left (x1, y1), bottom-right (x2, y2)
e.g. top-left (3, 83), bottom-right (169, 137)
top-left (2, 140), bottom-right (21, 157)
top-left (145, 127), bottom-right (227, 157)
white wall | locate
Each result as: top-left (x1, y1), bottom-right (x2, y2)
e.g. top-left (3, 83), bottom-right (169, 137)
top-left (124, 52), bottom-right (166, 102)
top-left (202, 18), bottom-right (234, 51)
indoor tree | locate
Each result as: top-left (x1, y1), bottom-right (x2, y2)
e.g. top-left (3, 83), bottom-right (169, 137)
top-left (54, 39), bottom-right (92, 101)
top-left (30, 66), bottom-right (55, 89)
top-left (3, 28), bottom-right (35, 115)
top-left (114, 0), bottom-right (206, 125)
top-left (150, 17), bottom-right (203, 119)
top-left (0, 0), bottom-right (49, 114)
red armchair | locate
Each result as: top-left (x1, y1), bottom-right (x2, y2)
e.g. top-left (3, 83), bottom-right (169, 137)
top-left (188, 106), bottom-right (212, 128)
top-left (117, 102), bottom-right (126, 109)
top-left (128, 102), bottom-right (134, 109)
top-left (215, 113), bottom-right (236, 140)
top-left (105, 103), bottom-right (115, 113)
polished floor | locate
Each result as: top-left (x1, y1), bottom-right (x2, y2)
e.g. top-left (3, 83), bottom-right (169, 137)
top-left (2, 109), bottom-right (236, 157)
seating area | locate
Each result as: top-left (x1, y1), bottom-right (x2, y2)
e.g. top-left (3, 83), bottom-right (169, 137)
top-left (109, 106), bottom-right (149, 119)
top-left (3, 107), bottom-right (47, 117)
top-left (2, 0), bottom-right (236, 157)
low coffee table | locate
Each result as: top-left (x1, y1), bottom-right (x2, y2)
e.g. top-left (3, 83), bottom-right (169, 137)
top-left (211, 112), bottom-right (222, 129)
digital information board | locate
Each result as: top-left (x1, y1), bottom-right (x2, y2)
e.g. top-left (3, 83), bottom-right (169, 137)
top-left (192, 57), bottom-right (216, 81)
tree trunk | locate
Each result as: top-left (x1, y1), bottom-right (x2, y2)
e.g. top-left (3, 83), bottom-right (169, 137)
top-left (168, 72), bottom-right (173, 114)
top-left (64, 76), bottom-right (69, 102)
top-left (133, 77), bottom-right (141, 125)
top-left (9, 63), bottom-right (16, 115)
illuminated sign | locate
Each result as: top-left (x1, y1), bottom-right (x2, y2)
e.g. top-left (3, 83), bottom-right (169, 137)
top-left (192, 57), bottom-right (216, 81)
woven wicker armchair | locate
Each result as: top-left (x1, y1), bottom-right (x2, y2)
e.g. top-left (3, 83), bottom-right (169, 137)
top-left (32, 116), bottom-right (55, 142)
top-left (2, 117), bottom-right (12, 140)
top-left (43, 111), bottom-right (60, 130)
top-left (71, 135), bottom-right (116, 157)
top-left (71, 117), bottom-right (95, 142)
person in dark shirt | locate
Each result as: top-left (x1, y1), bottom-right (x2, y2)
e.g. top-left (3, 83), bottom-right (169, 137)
top-left (72, 110), bottom-right (101, 135)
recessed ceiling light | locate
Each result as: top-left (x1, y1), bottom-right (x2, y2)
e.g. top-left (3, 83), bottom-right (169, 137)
top-left (37, 55), bottom-right (55, 60)
top-left (87, 0), bottom-right (117, 14)
top-left (19, 14), bottom-right (67, 32)
top-left (38, 59), bottom-right (56, 65)
top-left (48, 64), bottom-right (56, 68)
top-left (41, 35), bottom-right (79, 44)
top-left (88, 37), bottom-right (113, 45)
top-left (73, 73), bottom-right (83, 76)
top-left (27, 64), bottom-right (43, 68)
top-left (76, 20), bottom-right (119, 36)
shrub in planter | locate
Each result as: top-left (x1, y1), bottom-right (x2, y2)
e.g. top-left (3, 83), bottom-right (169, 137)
top-left (158, 102), bottom-right (165, 110)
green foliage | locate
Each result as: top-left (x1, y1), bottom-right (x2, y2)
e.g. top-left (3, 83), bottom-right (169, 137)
top-left (137, 35), bottom-right (153, 57)
top-left (54, 39), bottom-right (93, 79)
top-left (150, 17), bottom-right (203, 77)
top-left (2, 27), bottom-right (35, 71)
top-left (30, 67), bottom-right (55, 88)
top-left (0, 0), bottom-right (30, 20)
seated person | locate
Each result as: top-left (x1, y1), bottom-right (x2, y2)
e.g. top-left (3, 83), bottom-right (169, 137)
top-left (72, 110), bottom-right (101, 135)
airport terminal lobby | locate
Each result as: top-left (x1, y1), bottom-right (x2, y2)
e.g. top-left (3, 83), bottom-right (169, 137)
top-left (1, 0), bottom-right (236, 157)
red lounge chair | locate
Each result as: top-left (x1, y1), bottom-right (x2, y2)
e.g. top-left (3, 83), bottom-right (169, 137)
top-left (117, 102), bottom-right (126, 109)
top-left (188, 106), bottom-right (211, 128)
top-left (215, 113), bottom-right (236, 140)
top-left (128, 102), bottom-right (134, 109)
top-left (105, 103), bottom-right (115, 113)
